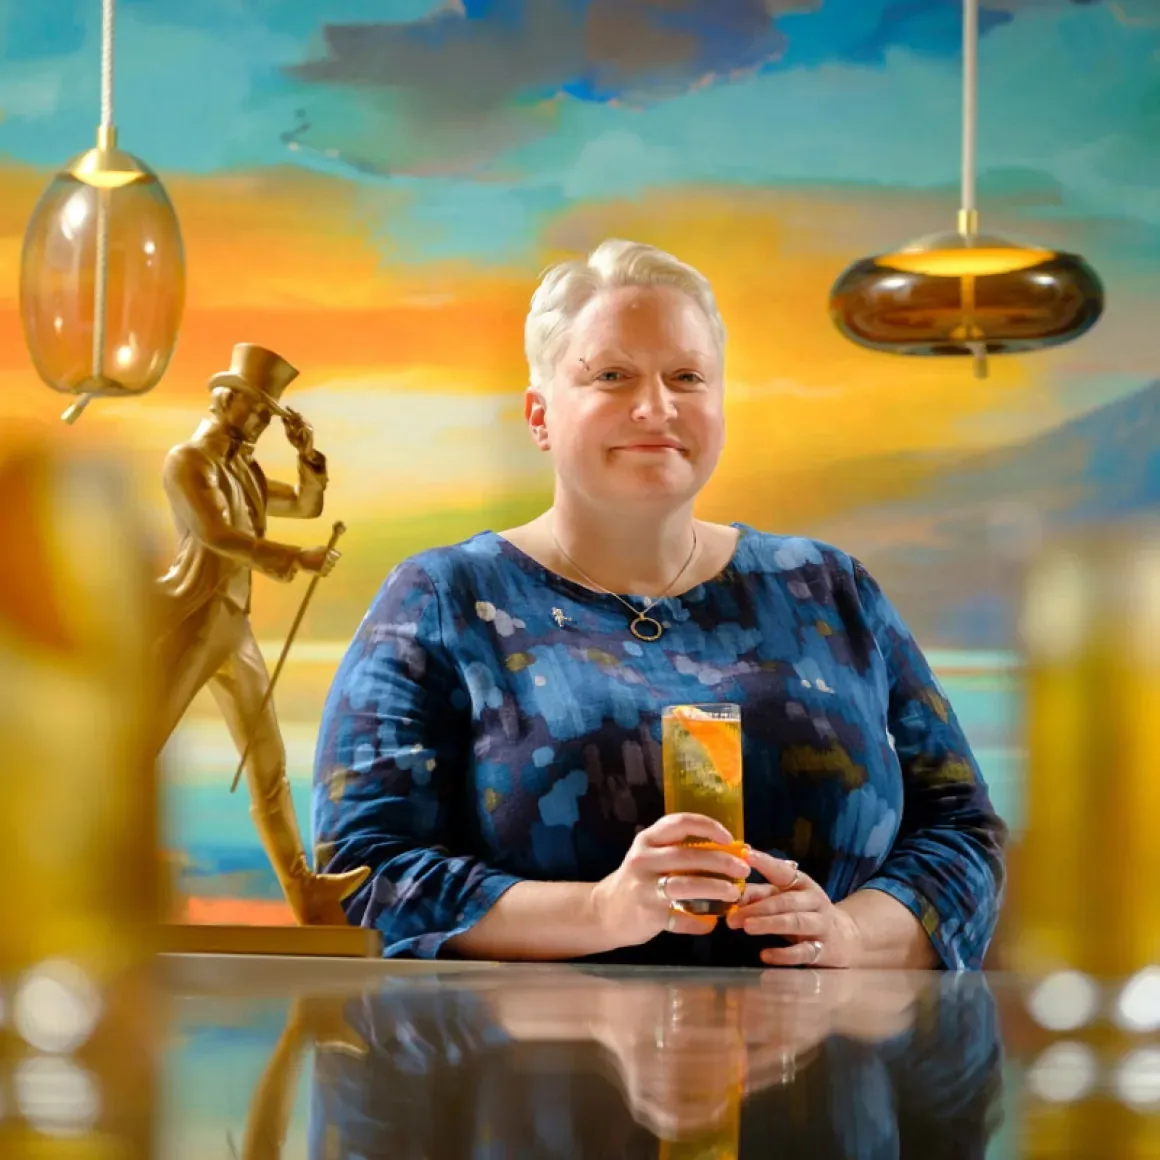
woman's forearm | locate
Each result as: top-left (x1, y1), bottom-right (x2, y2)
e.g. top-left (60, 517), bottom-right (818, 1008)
top-left (836, 888), bottom-right (940, 969)
top-left (444, 879), bottom-right (618, 961)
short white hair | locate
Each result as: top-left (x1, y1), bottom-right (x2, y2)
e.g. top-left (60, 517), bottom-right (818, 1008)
top-left (524, 238), bottom-right (725, 393)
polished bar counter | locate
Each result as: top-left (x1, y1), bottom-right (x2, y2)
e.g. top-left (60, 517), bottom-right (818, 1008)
top-left (7, 956), bottom-right (1160, 1157)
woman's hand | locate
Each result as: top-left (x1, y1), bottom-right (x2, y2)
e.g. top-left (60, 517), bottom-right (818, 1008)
top-left (589, 813), bottom-right (751, 948)
top-left (726, 849), bottom-right (862, 968)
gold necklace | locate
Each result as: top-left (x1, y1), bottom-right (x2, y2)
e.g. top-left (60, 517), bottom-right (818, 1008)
top-left (550, 525), bottom-right (699, 642)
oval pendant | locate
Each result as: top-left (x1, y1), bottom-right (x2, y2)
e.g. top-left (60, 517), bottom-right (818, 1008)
top-left (630, 615), bottom-right (664, 642)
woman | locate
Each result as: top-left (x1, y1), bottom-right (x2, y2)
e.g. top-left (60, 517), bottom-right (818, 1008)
top-left (312, 239), bottom-right (1007, 969)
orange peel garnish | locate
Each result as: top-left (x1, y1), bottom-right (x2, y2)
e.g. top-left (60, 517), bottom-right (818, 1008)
top-left (670, 706), bottom-right (742, 788)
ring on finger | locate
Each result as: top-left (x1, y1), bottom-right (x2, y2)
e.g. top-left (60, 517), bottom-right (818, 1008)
top-left (807, 939), bottom-right (822, 964)
top-left (787, 862), bottom-right (801, 889)
top-left (656, 874), bottom-right (674, 902)
top-left (665, 908), bottom-right (679, 933)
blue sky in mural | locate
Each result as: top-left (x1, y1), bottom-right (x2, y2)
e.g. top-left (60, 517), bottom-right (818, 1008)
top-left (0, 0), bottom-right (1156, 261)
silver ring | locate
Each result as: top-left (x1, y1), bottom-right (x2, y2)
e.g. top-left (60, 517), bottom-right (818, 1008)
top-left (807, 939), bottom-right (822, 964)
top-left (655, 874), bottom-right (673, 902)
top-left (665, 909), bottom-right (678, 933)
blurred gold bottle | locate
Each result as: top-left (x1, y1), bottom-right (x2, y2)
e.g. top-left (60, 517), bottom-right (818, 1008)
top-left (1016, 545), bottom-right (1094, 976)
top-left (0, 440), bottom-right (161, 1157)
top-left (1016, 527), bottom-right (1160, 979)
top-left (1022, 1043), bottom-right (1160, 1160)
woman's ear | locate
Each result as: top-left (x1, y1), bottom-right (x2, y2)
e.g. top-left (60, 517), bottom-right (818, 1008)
top-left (525, 387), bottom-right (551, 452)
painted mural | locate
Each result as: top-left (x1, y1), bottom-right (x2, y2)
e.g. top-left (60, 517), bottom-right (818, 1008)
top-left (1, 0), bottom-right (1157, 921)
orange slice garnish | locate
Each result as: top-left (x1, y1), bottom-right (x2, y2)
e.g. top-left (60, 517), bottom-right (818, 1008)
top-left (671, 706), bottom-right (742, 788)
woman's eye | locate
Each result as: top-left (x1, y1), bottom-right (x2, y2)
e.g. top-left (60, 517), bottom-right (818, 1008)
top-left (596, 370), bottom-right (624, 382)
top-left (674, 372), bottom-right (704, 385)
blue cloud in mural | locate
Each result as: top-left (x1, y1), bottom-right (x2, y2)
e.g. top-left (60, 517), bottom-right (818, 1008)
top-left (286, 0), bottom-right (1118, 108)
top-left (271, 0), bottom-right (1134, 183)
top-left (287, 0), bottom-right (818, 110)
top-left (277, 0), bottom-right (808, 182)
top-left (0, 0), bottom-right (1149, 209)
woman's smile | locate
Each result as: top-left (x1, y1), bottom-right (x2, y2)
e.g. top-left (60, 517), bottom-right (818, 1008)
top-left (613, 441), bottom-right (686, 455)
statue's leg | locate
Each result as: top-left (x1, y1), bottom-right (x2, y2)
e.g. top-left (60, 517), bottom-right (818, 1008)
top-left (153, 603), bottom-right (234, 755)
top-left (210, 610), bottom-right (369, 926)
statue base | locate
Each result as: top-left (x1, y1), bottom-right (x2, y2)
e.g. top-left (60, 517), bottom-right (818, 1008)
top-left (160, 922), bottom-right (383, 958)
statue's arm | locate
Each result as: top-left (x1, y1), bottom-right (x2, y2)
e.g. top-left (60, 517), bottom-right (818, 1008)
top-left (266, 451), bottom-right (328, 520)
top-left (163, 447), bottom-right (303, 580)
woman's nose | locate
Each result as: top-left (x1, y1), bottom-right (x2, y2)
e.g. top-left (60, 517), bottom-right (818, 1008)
top-left (631, 377), bottom-right (677, 421)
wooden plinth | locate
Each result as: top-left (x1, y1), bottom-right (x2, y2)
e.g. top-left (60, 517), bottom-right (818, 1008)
top-left (160, 923), bottom-right (383, 958)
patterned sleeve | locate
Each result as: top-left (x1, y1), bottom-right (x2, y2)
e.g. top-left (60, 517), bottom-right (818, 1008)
top-left (312, 559), bottom-right (522, 958)
top-left (852, 561), bottom-right (1008, 970)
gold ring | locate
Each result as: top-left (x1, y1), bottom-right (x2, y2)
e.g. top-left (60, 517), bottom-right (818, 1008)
top-left (655, 874), bottom-right (673, 902)
top-left (787, 862), bottom-right (801, 889)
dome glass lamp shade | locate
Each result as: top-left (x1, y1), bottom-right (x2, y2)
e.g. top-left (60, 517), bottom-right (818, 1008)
top-left (20, 126), bottom-right (186, 422)
top-left (828, 0), bottom-right (1103, 379)
top-left (829, 217), bottom-right (1105, 374)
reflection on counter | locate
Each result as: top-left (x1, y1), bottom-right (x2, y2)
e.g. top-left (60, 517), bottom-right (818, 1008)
top-left (222, 969), bottom-right (1001, 1158)
top-left (3, 959), bottom-right (1155, 1158)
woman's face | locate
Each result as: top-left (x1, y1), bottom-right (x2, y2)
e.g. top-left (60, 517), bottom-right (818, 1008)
top-left (528, 285), bottom-right (725, 511)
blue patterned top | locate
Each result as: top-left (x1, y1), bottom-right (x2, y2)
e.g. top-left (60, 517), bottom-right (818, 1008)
top-left (312, 526), bottom-right (1007, 968)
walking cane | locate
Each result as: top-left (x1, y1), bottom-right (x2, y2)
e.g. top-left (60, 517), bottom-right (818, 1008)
top-left (230, 520), bottom-right (346, 794)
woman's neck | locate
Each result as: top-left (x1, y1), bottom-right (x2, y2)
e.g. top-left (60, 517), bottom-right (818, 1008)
top-left (544, 496), bottom-right (700, 597)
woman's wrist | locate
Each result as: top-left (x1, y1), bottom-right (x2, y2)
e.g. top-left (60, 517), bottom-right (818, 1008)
top-left (448, 879), bottom-right (621, 960)
top-left (831, 902), bottom-right (866, 969)
top-left (585, 876), bottom-right (618, 951)
top-left (834, 888), bottom-right (939, 969)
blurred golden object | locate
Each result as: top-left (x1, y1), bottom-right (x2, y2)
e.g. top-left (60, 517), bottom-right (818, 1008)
top-left (1022, 1040), bottom-right (1160, 1160)
top-left (0, 440), bottom-right (160, 976)
top-left (19, 0), bottom-right (185, 424)
top-left (0, 437), bottom-right (161, 1156)
top-left (1016, 527), bottom-right (1160, 980)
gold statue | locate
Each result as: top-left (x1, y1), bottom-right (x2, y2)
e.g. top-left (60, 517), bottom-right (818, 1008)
top-left (154, 343), bottom-right (369, 925)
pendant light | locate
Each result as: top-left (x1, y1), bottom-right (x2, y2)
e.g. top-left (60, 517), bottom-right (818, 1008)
top-left (828, 0), bottom-right (1104, 378)
top-left (19, 0), bottom-right (185, 424)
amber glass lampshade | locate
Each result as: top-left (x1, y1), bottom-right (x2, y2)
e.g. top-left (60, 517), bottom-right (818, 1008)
top-left (20, 140), bottom-right (185, 413)
top-left (829, 230), bottom-right (1104, 362)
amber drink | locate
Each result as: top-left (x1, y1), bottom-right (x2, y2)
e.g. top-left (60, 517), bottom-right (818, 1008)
top-left (661, 704), bottom-right (745, 917)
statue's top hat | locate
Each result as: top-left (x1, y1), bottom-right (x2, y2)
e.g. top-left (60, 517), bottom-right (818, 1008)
top-left (207, 344), bottom-right (298, 416)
